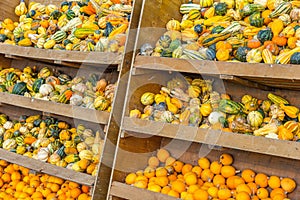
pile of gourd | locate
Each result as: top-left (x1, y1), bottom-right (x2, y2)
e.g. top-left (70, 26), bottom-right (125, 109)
top-left (129, 76), bottom-right (300, 141)
top-left (0, 160), bottom-right (92, 199)
top-left (140, 0), bottom-right (300, 64)
top-left (0, 0), bottom-right (131, 52)
top-left (125, 149), bottom-right (297, 199)
top-left (0, 66), bottom-right (115, 111)
top-left (0, 114), bottom-right (104, 175)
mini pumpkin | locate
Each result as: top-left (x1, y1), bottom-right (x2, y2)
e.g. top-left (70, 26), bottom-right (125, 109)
top-left (272, 36), bottom-right (287, 47)
top-left (247, 39), bottom-right (261, 49)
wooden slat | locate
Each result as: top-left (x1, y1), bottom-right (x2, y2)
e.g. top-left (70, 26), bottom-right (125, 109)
top-left (0, 93), bottom-right (110, 124)
top-left (122, 117), bottom-right (300, 161)
top-left (134, 56), bottom-right (300, 80)
top-left (0, 44), bottom-right (122, 65)
top-left (110, 181), bottom-right (176, 200)
top-left (0, 148), bottom-right (95, 186)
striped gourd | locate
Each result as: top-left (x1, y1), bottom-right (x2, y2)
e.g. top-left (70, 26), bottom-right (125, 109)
top-left (269, 2), bottom-right (292, 18)
top-left (183, 49), bottom-right (206, 60)
top-left (187, 9), bottom-right (201, 20)
top-left (267, 93), bottom-right (289, 105)
top-left (51, 30), bottom-right (67, 43)
top-left (58, 89), bottom-right (73, 103)
top-left (200, 0), bottom-right (214, 8)
top-left (180, 3), bottom-right (201, 14)
top-left (218, 99), bottom-right (243, 114)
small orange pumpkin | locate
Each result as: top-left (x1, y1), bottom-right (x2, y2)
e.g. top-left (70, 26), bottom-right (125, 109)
top-left (247, 39), bottom-right (261, 49)
top-left (272, 36), bottom-right (287, 47)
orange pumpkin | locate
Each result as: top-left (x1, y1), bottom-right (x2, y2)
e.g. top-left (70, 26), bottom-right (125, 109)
top-left (272, 36), bottom-right (287, 47)
top-left (24, 137), bottom-right (37, 145)
top-left (247, 39), bottom-right (261, 49)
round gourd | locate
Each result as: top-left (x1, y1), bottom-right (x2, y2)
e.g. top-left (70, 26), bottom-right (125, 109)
top-left (257, 29), bottom-right (273, 44)
top-left (166, 19), bottom-right (181, 31)
top-left (141, 92), bottom-right (155, 106)
top-left (290, 52), bottom-right (300, 64)
top-left (208, 111), bottom-right (226, 125)
top-left (246, 49), bottom-right (263, 63)
top-left (214, 3), bottom-right (228, 16)
top-left (194, 24), bottom-right (203, 34)
top-left (159, 35), bottom-right (172, 48)
top-left (247, 111), bottom-right (264, 127)
top-left (32, 78), bottom-right (45, 93)
top-left (39, 84), bottom-right (54, 96)
top-left (206, 48), bottom-right (216, 60)
top-left (235, 46), bottom-right (251, 62)
top-left (12, 82), bottom-right (27, 95)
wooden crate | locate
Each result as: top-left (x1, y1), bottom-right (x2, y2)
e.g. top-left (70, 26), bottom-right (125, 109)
top-left (0, 54), bottom-right (118, 124)
top-left (110, 136), bottom-right (300, 199)
top-left (108, 0), bottom-right (300, 199)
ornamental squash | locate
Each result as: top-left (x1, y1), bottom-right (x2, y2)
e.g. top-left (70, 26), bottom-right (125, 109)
top-left (32, 78), bottom-right (45, 93)
top-left (290, 52), bottom-right (300, 64)
top-left (220, 0), bottom-right (235, 9)
top-left (141, 92), bottom-right (155, 105)
top-left (235, 46), bottom-right (251, 62)
top-left (200, 103), bottom-right (213, 117)
top-left (12, 82), bottom-right (27, 95)
top-left (257, 29), bottom-right (273, 44)
top-left (269, 19), bottom-right (284, 37)
top-left (272, 36), bottom-right (287, 47)
top-left (166, 19), bottom-right (181, 31)
top-left (39, 84), bottom-right (53, 96)
top-left (214, 3), bottom-right (228, 16)
top-left (278, 125), bottom-right (294, 140)
top-left (94, 96), bottom-right (110, 111)
top-left (216, 49), bottom-right (230, 61)
top-left (262, 48), bottom-right (274, 64)
top-left (200, 0), bottom-right (214, 8)
top-left (247, 111), bottom-right (264, 127)
top-left (246, 49), bottom-right (262, 63)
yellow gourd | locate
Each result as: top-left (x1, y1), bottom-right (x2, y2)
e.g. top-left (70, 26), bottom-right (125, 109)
top-left (270, 19), bottom-right (284, 37)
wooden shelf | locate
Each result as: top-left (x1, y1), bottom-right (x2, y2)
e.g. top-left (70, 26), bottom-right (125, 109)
top-left (122, 117), bottom-right (300, 160)
top-left (110, 181), bottom-right (176, 200)
top-left (0, 148), bottom-right (95, 186)
top-left (0, 44), bottom-right (122, 66)
top-left (134, 56), bottom-right (300, 90)
top-left (0, 93), bottom-right (110, 125)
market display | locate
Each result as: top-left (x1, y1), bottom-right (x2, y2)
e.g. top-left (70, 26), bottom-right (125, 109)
top-left (125, 149), bottom-right (296, 199)
top-left (130, 76), bottom-right (300, 141)
top-left (0, 160), bottom-right (92, 199)
top-left (0, 0), bottom-right (132, 52)
top-left (0, 114), bottom-right (103, 175)
top-left (0, 66), bottom-right (115, 111)
top-left (140, 0), bottom-right (300, 64)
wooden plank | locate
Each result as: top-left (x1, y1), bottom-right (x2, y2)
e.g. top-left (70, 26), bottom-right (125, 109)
top-left (0, 44), bottom-right (122, 65)
top-left (220, 75), bottom-right (273, 91)
top-left (110, 181), bottom-right (176, 200)
top-left (122, 117), bottom-right (300, 161)
top-left (134, 56), bottom-right (300, 80)
top-left (0, 148), bottom-right (95, 186)
top-left (0, 93), bottom-right (110, 125)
